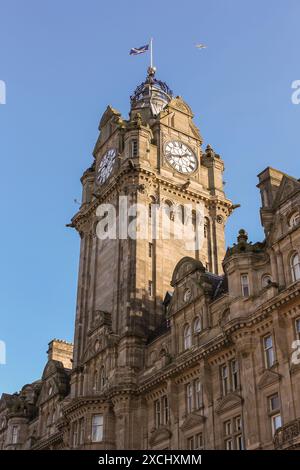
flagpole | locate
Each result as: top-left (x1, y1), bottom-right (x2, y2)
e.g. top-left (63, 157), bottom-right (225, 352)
top-left (150, 37), bottom-right (153, 68)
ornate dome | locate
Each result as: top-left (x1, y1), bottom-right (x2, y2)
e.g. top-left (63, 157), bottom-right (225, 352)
top-left (130, 67), bottom-right (173, 117)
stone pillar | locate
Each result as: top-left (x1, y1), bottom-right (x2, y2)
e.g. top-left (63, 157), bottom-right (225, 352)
top-left (236, 335), bottom-right (261, 450)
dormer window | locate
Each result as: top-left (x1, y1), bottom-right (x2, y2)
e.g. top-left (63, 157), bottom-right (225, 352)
top-left (289, 212), bottom-right (300, 228)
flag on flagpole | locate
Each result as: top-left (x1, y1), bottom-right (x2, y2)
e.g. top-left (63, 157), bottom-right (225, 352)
top-left (130, 44), bottom-right (149, 55)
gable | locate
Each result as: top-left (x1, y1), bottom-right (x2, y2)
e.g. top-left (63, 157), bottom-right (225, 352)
top-left (273, 175), bottom-right (300, 208)
top-left (257, 369), bottom-right (281, 390)
top-left (167, 97), bottom-right (194, 117)
top-left (181, 411), bottom-right (206, 432)
top-left (216, 393), bottom-right (243, 415)
top-left (99, 105), bottom-right (121, 129)
top-left (42, 360), bottom-right (65, 380)
top-left (149, 427), bottom-right (172, 446)
top-left (171, 257), bottom-right (205, 287)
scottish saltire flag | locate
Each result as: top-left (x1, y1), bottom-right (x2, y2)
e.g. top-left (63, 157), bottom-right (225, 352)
top-left (130, 44), bottom-right (149, 55)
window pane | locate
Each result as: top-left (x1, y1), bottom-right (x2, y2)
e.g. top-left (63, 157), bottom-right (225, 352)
top-left (92, 415), bottom-right (103, 442)
top-left (264, 335), bottom-right (272, 349)
top-left (270, 394), bottom-right (280, 411)
top-left (187, 383), bottom-right (193, 413)
top-left (195, 380), bottom-right (203, 408)
top-left (274, 415), bottom-right (282, 430)
top-left (195, 433), bottom-right (203, 449)
top-left (224, 420), bottom-right (231, 436)
top-left (241, 274), bottom-right (250, 296)
top-left (296, 318), bottom-right (300, 334)
top-left (235, 416), bottom-right (242, 432)
top-left (187, 436), bottom-right (194, 450)
top-left (184, 325), bottom-right (191, 350)
top-left (155, 400), bottom-right (161, 427)
top-left (236, 434), bottom-right (244, 450)
top-left (225, 438), bottom-right (233, 450)
top-left (272, 414), bottom-right (282, 435)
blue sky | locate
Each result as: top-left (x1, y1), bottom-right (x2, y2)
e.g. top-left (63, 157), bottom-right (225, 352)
top-left (0, 0), bottom-right (299, 394)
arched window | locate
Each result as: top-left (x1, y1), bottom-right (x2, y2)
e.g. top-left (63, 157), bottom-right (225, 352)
top-left (262, 274), bottom-right (272, 288)
top-left (176, 204), bottom-right (185, 224)
top-left (164, 200), bottom-right (174, 221)
top-left (184, 324), bottom-right (192, 350)
top-left (289, 212), bottom-right (300, 228)
top-left (149, 196), bottom-right (156, 219)
top-left (194, 316), bottom-right (202, 333)
top-left (291, 253), bottom-right (300, 282)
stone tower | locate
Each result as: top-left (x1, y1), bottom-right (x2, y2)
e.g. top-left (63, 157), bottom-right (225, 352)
top-left (68, 68), bottom-right (233, 446)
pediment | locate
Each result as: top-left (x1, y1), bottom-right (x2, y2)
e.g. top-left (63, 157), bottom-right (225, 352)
top-left (181, 411), bottom-right (206, 432)
top-left (258, 369), bottom-right (281, 390)
top-left (42, 360), bottom-right (65, 380)
top-left (171, 257), bottom-right (205, 287)
top-left (216, 393), bottom-right (243, 415)
top-left (168, 96), bottom-right (194, 117)
top-left (99, 105), bottom-right (121, 129)
top-left (149, 427), bottom-right (172, 446)
top-left (273, 175), bottom-right (300, 208)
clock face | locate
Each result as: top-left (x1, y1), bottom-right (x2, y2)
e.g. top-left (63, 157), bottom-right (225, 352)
top-left (97, 148), bottom-right (117, 185)
top-left (165, 141), bottom-right (198, 174)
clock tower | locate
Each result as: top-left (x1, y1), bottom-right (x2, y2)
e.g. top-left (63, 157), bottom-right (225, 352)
top-left (68, 68), bottom-right (233, 441)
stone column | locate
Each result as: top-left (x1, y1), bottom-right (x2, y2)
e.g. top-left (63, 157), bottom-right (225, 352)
top-left (235, 334), bottom-right (261, 450)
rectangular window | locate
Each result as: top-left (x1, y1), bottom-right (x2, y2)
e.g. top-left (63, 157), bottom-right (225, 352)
top-left (264, 335), bottom-right (275, 368)
top-left (187, 436), bottom-right (194, 450)
top-left (154, 400), bottom-right (161, 428)
top-left (149, 242), bottom-right (153, 258)
top-left (269, 393), bottom-right (280, 412)
top-left (79, 418), bottom-right (84, 445)
top-left (234, 416), bottom-right (242, 432)
top-left (187, 383), bottom-right (193, 414)
top-left (163, 396), bottom-right (169, 424)
top-left (295, 318), bottom-right (300, 340)
top-left (91, 414), bottom-right (103, 442)
top-left (225, 438), bottom-right (233, 450)
top-left (131, 139), bottom-right (138, 157)
top-left (224, 416), bottom-right (244, 450)
top-left (221, 365), bottom-right (229, 396)
top-left (195, 379), bottom-right (203, 409)
top-left (236, 434), bottom-right (244, 450)
top-left (271, 414), bottom-right (282, 435)
top-left (269, 393), bottom-right (282, 436)
top-left (195, 432), bottom-right (203, 450)
top-left (224, 420), bottom-right (232, 436)
top-left (148, 280), bottom-right (153, 297)
top-left (231, 359), bottom-right (239, 391)
top-left (12, 425), bottom-right (19, 444)
top-left (188, 433), bottom-right (204, 450)
top-left (155, 396), bottom-right (169, 428)
top-left (241, 274), bottom-right (250, 297)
